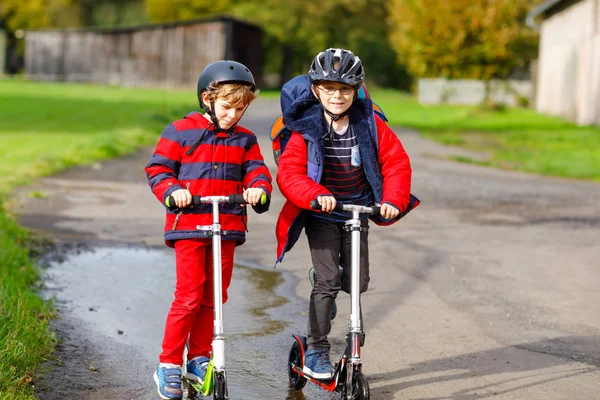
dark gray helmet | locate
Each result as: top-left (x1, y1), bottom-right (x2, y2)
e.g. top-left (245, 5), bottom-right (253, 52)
top-left (308, 48), bottom-right (364, 88)
top-left (197, 60), bottom-right (256, 104)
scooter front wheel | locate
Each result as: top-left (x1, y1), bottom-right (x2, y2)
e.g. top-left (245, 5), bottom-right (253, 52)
top-left (288, 342), bottom-right (307, 390)
top-left (343, 370), bottom-right (369, 400)
top-left (213, 373), bottom-right (227, 400)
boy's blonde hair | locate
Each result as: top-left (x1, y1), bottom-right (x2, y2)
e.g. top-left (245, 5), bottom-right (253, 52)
top-left (204, 83), bottom-right (258, 107)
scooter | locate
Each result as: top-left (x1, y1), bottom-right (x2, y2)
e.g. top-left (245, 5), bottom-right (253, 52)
top-left (287, 200), bottom-right (378, 400)
top-left (166, 193), bottom-right (266, 400)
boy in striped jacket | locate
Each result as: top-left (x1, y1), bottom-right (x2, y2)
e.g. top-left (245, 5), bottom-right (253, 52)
top-left (146, 60), bottom-right (272, 400)
top-left (275, 48), bottom-right (414, 379)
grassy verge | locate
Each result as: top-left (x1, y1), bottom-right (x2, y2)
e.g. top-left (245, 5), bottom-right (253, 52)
top-left (0, 79), bottom-right (196, 399)
top-left (370, 89), bottom-right (600, 181)
top-left (0, 213), bottom-right (55, 400)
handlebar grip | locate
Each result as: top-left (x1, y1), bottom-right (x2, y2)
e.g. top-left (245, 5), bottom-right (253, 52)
top-left (165, 195), bottom-right (202, 209)
top-left (165, 195), bottom-right (177, 211)
top-left (229, 194), bottom-right (247, 204)
top-left (370, 206), bottom-right (381, 217)
top-left (310, 199), bottom-right (320, 210)
top-left (191, 195), bottom-right (202, 206)
top-left (230, 193), bottom-right (268, 205)
top-left (310, 198), bottom-right (343, 212)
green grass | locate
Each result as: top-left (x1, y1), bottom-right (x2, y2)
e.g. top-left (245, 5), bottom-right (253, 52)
top-left (0, 79), bottom-right (197, 399)
top-left (0, 213), bottom-right (55, 400)
top-left (370, 88), bottom-right (600, 180)
top-left (0, 80), bottom-right (198, 198)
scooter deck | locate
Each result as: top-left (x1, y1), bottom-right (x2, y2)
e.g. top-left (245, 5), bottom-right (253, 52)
top-left (291, 363), bottom-right (343, 392)
top-left (185, 360), bottom-right (214, 396)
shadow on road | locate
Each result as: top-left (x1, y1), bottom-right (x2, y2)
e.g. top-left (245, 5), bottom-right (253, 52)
top-left (369, 335), bottom-right (600, 399)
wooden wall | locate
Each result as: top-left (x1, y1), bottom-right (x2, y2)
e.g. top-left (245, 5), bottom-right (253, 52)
top-left (24, 18), bottom-right (263, 89)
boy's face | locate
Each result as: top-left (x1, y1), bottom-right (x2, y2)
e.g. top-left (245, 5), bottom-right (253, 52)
top-left (312, 82), bottom-right (356, 116)
top-left (204, 93), bottom-right (247, 130)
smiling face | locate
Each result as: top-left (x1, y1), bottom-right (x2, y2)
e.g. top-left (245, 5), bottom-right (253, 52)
top-left (312, 82), bottom-right (356, 116)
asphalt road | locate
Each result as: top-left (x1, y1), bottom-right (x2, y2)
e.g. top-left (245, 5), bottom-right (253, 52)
top-left (15, 98), bottom-right (600, 400)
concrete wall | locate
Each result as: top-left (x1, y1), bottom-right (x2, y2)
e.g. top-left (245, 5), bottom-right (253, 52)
top-left (536, 0), bottom-right (600, 125)
top-left (418, 78), bottom-right (532, 107)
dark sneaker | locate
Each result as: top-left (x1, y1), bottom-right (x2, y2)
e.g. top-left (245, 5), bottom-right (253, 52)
top-left (308, 267), bottom-right (338, 320)
top-left (153, 365), bottom-right (183, 400)
top-left (185, 356), bottom-right (210, 385)
top-left (303, 349), bottom-right (334, 379)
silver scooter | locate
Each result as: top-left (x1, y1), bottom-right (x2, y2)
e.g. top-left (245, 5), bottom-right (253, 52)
top-left (287, 199), bottom-right (378, 400)
top-left (167, 193), bottom-right (266, 399)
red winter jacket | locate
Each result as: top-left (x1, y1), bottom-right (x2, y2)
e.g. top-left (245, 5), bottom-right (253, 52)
top-left (146, 112), bottom-right (272, 247)
top-left (275, 112), bottom-right (416, 263)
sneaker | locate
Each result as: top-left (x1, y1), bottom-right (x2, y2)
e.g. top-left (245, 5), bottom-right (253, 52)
top-left (185, 356), bottom-right (210, 384)
top-left (303, 349), bottom-right (334, 379)
top-left (153, 364), bottom-right (183, 400)
top-left (308, 267), bottom-right (338, 320)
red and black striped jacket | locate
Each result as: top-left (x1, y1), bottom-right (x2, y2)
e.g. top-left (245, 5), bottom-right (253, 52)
top-left (146, 112), bottom-right (272, 247)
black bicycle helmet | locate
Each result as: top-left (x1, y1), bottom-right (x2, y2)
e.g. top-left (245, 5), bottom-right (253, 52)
top-left (197, 60), bottom-right (256, 104)
top-left (194, 60), bottom-right (255, 135)
top-left (308, 48), bottom-right (364, 88)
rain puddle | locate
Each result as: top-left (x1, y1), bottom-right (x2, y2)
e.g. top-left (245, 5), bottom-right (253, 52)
top-left (40, 245), bottom-right (337, 399)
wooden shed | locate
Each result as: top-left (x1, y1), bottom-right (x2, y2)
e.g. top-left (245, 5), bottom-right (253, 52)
top-left (528, 0), bottom-right (600, 126)
top-left (24, 16), bottom-right (263, 89)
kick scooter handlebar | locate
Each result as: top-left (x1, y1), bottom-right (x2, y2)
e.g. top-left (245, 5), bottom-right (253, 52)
top-left (310, 199), bottom-right (380, 217)
top-left (165, 193), bottom-right (267, 211)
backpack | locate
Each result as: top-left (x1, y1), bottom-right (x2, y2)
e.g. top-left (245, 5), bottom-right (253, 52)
top-left (269, 80), bottom-right (388, 165)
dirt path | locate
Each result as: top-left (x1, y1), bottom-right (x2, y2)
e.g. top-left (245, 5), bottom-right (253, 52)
top-left (16, 99), bottom-right (600, 399)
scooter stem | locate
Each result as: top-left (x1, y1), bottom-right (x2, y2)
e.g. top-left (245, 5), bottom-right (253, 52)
top-left (211, 200), bottom-right (225, 370)
top-left (349, 210), bottom-right (362, 333)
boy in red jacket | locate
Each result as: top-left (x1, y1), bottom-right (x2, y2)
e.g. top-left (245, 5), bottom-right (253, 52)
top-left (146, 60), bottom-right (272, 400)
top-left (276, 48), bottom-right (416, 379)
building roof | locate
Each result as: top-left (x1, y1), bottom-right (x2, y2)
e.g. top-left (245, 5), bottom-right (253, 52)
top-left (527, 0), bottom-right (577, 27)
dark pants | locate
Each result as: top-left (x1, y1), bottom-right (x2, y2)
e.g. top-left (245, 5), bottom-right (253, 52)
top-left (304, 216), bottom-right (370, 350)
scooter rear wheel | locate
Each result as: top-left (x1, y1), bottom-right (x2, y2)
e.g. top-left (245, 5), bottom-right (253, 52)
top-left (213, 373), bottom-right (227, 400)
top-left (288, 342), bottom-right (307, 390)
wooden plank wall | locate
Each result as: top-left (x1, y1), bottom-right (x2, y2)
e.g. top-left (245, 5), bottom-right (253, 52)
top-left (24, 20), bottom-right (230, 90)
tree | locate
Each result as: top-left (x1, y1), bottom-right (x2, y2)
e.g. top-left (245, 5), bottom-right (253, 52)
top-left (0, 0), bottom-right (79, 31)
top-left (0, 0), bottom-right (80, 73)
top-left (232, 0), bottom-right (326, 85)
top-left (78, 0), bottom-right (148, 27)
top-left (145, 0), bottom-right (231, 23)
top-left (316, 0), bottom-right (411, 88)
top-left (233, 0), bottom-right (410, 88)
top-left (388, 0), bottom-right (542, 80)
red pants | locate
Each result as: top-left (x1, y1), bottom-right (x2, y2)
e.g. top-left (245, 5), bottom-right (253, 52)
top-left (159, 238), bottom-right (236, 365)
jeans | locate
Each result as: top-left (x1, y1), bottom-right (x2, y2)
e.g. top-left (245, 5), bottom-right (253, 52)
top-left (304, 216), bottom-right (369, 350)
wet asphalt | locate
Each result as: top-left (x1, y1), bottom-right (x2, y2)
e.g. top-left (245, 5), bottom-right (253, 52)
top-left (38, 245), bottom-right (329, 399)
top-left (15, 98), bottom-right (600, 399)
